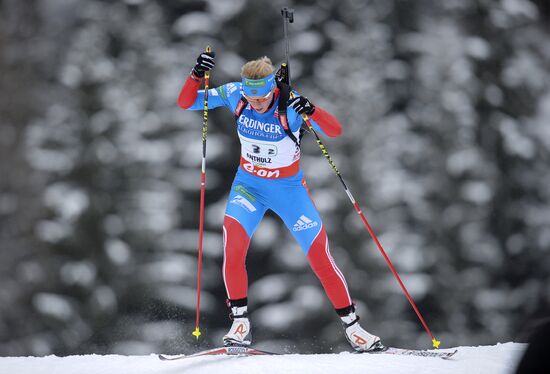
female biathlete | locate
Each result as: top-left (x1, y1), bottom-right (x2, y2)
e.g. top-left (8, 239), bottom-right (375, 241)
top-left (177, 51), bottom-right (383, 352)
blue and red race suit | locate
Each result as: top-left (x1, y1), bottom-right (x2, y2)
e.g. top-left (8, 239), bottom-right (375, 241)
top-left (178, 74), bottom-right (353, 310)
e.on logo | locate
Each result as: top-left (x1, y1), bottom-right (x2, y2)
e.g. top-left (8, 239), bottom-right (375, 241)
top-left (242, 162), bottom-right (280, 178)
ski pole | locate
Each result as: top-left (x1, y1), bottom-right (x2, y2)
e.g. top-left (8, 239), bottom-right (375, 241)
top-left (192, 45), bottom-right (212, 340)
top-left (280, 8), bottom-right (441, 349)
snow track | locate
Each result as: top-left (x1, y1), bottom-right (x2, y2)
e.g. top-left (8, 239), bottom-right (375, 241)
top-left (0, 342), bottom-right (525, 374)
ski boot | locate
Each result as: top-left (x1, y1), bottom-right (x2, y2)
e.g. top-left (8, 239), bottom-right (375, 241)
top-left (341, 311), bottom-right (384, 352)
top-left (223, 300), bottom-right (251, 347)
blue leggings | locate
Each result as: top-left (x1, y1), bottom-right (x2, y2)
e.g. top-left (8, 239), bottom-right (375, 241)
top-left (222, 168), bottom-right (352, 308)
top-left (225, 169), bottom-right (322, 253)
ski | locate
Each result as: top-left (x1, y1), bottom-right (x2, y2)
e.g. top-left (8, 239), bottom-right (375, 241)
top-left (363, 346), bottom-right (458, 360)
top-left (159, 345), bottom-right (457, 361)
top-left (158, 346), bottom-right (279, 361)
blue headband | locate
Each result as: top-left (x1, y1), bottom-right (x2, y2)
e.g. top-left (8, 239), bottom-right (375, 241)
top-left (242, 74), bottom-right (276, 97)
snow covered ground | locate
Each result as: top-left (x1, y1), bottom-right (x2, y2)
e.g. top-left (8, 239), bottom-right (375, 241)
top-left (0, 342), bottom-right (525, 374)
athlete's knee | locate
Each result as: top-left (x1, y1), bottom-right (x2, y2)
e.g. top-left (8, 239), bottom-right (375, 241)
top-left (306, 228), bottom-right (330, 263)
top-left (306, 228), bottom-right (343, 275)
top-left (223, 215), bottom-right (250, 263)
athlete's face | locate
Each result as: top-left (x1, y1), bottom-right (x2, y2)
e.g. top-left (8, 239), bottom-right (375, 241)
top-left (244, 89), bottom-right (274, 113)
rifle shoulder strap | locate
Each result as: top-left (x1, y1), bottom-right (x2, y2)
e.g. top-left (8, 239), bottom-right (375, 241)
top-left (233, 88), bottom-right (301, 148)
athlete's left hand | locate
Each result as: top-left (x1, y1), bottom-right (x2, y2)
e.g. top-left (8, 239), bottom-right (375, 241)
top-left (288, 96), bottom-right (315, 116)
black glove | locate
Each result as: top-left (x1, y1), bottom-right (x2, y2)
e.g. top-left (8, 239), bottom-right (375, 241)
top-left (287, 95), bottom-right (315, 116)
top-left (192, 51), bottom-right (215, 78)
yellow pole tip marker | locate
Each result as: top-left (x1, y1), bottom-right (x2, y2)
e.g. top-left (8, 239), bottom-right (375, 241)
top-left (432, 338), bottom-right (441, 349)
top-left (192, 327), bottom-right (201, 339)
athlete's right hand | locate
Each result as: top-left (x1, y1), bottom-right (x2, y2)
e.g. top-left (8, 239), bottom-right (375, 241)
top-left (192, 51), bottom-right (215, 78)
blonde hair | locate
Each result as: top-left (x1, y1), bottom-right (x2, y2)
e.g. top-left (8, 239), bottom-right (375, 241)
top-left (241, 56), bottom-right (274, 79)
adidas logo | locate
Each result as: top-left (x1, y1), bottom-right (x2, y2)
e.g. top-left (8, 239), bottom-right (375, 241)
top-left (292, 215), bottom-right (318, 232)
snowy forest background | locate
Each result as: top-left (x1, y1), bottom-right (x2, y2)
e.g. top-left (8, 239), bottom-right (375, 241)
top-left (1, 0), bottom-right (550, 356)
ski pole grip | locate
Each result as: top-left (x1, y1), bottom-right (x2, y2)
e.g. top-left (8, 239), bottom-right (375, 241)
top-left (281, 7), bottom-right (294, 23)
top-left (204, 45), bottom-right (212, 80)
